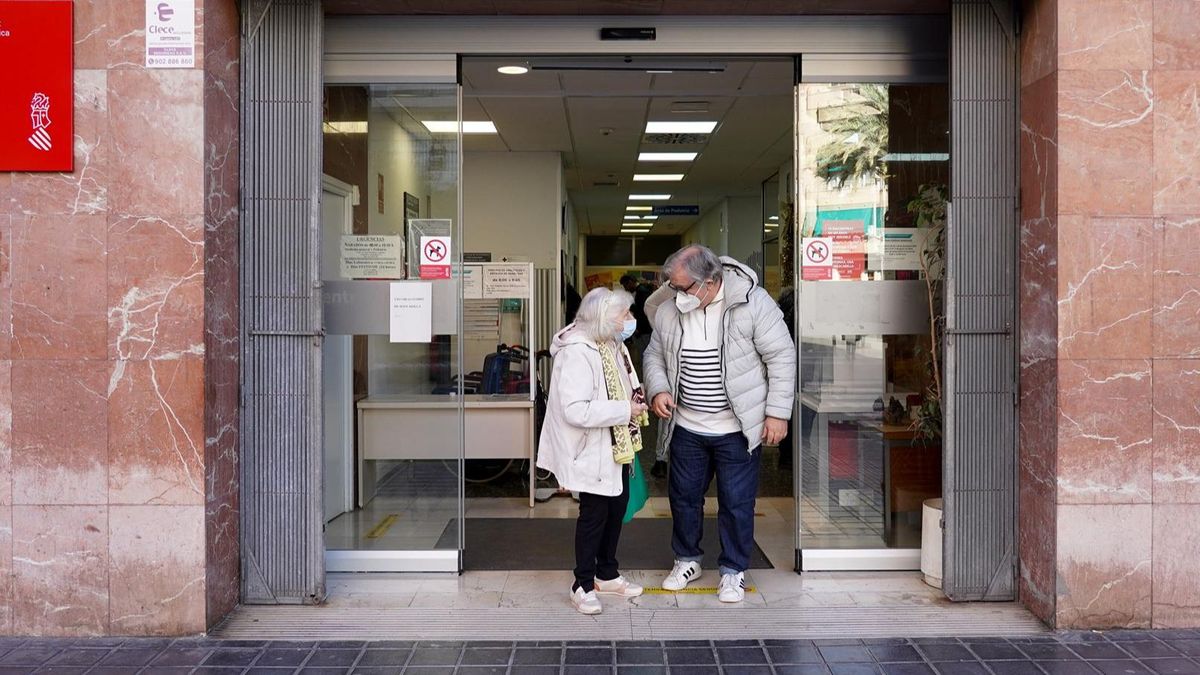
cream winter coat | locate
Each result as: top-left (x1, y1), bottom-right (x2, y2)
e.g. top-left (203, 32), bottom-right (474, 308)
top-left (535, 325), bottom-right (635, 497)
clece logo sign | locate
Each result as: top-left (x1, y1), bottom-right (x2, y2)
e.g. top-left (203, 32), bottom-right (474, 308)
top-left (157, 2), bottom-right (174, 21)
top-left (145, 0), bottom-right (194, 68)
top-left (0, 2), bottom-right (73, 172)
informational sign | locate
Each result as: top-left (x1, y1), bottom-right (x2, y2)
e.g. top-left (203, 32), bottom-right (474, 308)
top-left (389, 282), bottom-right (432, 343)
top-left (801, 237), bottom-right (834, 281)
top-left (0, 1), bottom-right (74, 172)
top-left (483, 263), bottom-right (532, 299)
top-left (824, 220), bottom-right (867, 281)
top-left (878, 228), bottom-right (930, 271)
top-left (340, 235), bottom-right (403, 279)
top-left (462, 264), bottom-right (484, 299)
top-left (145, 0), bottom-right (195, 68)
top-left (464, 252), bottom-right (492, 263)
top-left (651, 205), bottom-right (700, 216)
top-left (419, 236), bottom-right (451, 279)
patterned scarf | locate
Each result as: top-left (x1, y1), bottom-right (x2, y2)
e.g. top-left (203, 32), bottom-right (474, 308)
top-left (598, 340), bottom-right (648, 465)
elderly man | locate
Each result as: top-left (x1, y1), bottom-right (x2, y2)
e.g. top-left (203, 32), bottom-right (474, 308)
top-left (643, 245), bottom-right (796, 603)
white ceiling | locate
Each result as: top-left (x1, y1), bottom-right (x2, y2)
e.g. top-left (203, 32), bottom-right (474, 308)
top-left (461, 56), bottom-right (793, 235)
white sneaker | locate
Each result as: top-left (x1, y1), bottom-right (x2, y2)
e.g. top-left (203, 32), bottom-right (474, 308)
top-left (595, 575), bottom-right (644, 598)
top-left (662, 560), bottom-right (702, 591)
top-left (718, 572), bottom-right (746, 603)
top-left (571, 586), bottom-right (602, 615)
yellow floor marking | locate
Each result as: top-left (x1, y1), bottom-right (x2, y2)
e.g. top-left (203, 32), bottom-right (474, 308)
top-left (365, 513), bottom-right (400, 539)
top-left (643, 586), bottom-right (757, 595)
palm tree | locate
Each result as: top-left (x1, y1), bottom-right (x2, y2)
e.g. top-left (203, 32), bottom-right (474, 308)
top-left (814, 84), bottom-right (889, 189)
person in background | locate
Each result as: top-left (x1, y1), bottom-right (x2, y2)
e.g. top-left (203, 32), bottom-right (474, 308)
top-left (643, 245), bottom-right (796, 603)
top-left (537, 288), bottom-right (649, 615)
top-left (620, 274), bottom-right (655, 345)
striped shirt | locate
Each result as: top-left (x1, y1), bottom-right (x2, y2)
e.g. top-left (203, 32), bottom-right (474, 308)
top-left (675, 283), bottom-right (741, 436)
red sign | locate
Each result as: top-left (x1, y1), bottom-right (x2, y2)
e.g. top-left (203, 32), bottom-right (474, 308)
top-left (0, 1), bottom-right (74, 172)
top-left (824, 220), bottom-right (867, 281)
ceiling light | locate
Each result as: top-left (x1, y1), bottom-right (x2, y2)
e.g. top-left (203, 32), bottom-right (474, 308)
top-left (764, 223), bottom-right (777, 228)
top-left (770, 216), bottom-right (779, 221)
top-left (497, 65), bottom-right (529, 75)
top-left (323, 121), bottom-right (367, 134)
top-left (626, 205), bottom-right (652, 212)
top-left (624, 215), bottom-right (642, 220)
top-left (642, 215), bottom-right (659, 220)
top-left (622, 229), bottom-right (652, 234)
top-left (421, 120), bottom-right (498, 134)
top-left (645, 121), bottom-right (718, 134)
top-left (639, 152), bottom-right (697, 162)
top-left (628, 194), bottom-right (671, 200)
top-left (633, 174), bottom-right (684, 182)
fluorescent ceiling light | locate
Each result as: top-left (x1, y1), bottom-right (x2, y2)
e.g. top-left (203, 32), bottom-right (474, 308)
top-left (628, 194), bottom-right (671, 200)
top-left (421, 120), bottom-right (498, 134)
top-left (769, 216), bottom-right (779, 221)
top-left (642, 215), bottom-right (659, 220)
top-left (622, 229), bottom-right (652, 234)
top-left (323, 121), bottom-right (367, 134)
top-left (645, 121), bottom-right (717, 134)
top-left (764, 223), bottom-right (777, 228)
top-left (639, 152), bottom-right (697, 162)
top-left (497, 65), bottom-right (529, 75)
top-left (626, 205), bottom-right (652, 212)
top-left (624, 215), bottom-right (642, 220)
top-left (633, 174), bottom-right (685, 182)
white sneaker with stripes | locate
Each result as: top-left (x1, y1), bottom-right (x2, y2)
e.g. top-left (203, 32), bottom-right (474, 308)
top-left (662, 560), bottom-right (702, 591)
top-left (718, 572), bottom-right (746, 603)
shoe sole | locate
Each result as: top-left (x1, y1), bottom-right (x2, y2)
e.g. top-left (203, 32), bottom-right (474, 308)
top-left (718, 595), bottom-right (744, 603)
top-left (596, 588), bottom-right (644, 598)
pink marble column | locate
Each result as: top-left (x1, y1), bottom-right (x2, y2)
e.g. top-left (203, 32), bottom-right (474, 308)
top-left (1020, 0), bottom-right (1200, 629)
top-left (0, 0), bottom-right (240, 636)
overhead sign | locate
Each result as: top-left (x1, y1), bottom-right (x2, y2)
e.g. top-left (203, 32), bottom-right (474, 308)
top-left (419, 235), bottom-right (451, 279)
top-left (651, 205), bottom-right (700, 216)
top-left (801, 237), bottom-right (834, 281)
top-left (0, 1), bottom-right (74, 172)
top-left (145, 0), bottom-right (196, 68)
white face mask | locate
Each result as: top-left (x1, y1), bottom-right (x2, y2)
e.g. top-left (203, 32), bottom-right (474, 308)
top-left (620, 318), bottom-right (637, 341)
top-left (674, 282), bottom-right (709, 313)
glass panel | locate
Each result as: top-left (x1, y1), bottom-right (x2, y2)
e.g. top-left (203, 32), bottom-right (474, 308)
top-left (321, 83), bottom-right (464, 557)
top-left (796, 82), bottom-right (948, 551)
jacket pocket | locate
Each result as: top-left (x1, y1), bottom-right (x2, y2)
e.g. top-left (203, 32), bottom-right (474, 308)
top-left (571, 431), bottom-right (589, 462)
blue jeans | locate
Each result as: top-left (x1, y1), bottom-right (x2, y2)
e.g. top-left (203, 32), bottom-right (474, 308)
top-left (668, 426), bottom-right (761, 575)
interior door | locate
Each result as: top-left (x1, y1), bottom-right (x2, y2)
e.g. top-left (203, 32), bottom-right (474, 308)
top-left (321, 175), bottom-right (355, 523)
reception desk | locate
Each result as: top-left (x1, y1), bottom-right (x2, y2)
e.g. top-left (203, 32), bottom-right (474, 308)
top-left (357, 394), bottom-right (537, 507)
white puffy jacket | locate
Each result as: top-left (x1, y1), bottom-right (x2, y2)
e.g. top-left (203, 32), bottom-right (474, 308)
top-left (644, 257), bottom-right (796, 451)
top-left (535, 325), bottom-right (633, 497)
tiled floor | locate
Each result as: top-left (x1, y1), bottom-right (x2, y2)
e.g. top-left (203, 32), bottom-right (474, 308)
top-left (3, 632), bottom-right (1199, 674)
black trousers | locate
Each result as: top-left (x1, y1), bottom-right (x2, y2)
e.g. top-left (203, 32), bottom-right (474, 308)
top-left (573, 464), bottom-right (630, 592)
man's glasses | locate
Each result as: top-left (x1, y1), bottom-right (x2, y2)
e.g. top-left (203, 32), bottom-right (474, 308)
top-left (667, 280), bottom-right (699, 294)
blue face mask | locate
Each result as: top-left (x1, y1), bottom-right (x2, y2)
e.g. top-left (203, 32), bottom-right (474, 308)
top-left (619, 318), bottom-right (637, 341)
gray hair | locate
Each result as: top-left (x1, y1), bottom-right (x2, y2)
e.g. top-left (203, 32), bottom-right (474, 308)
top-left (662, 244), bottom-right (723, 286)
top-left (574, 287), bottom-right (633, 342)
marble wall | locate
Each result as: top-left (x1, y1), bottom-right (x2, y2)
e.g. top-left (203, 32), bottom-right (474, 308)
top-left (0, 0), bottom-right (240, 635)
top-left (1019, 0), bottom-right (1200, 629)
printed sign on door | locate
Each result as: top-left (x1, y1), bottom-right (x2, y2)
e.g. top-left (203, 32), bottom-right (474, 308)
top-left (419, 236), bottom-right (451, 279)
top-left (801, 237), bottom-right (834, 281)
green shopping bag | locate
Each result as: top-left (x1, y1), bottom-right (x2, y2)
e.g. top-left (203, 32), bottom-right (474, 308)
top-left (623, 457), bottom-right (649, 523)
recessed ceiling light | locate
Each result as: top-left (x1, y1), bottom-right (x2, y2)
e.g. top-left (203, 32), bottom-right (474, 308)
top-left (421, 120), bottom-right (498, 134)
top-left (626, 205), bottom-right (652, 212)
top-left (645, 121), bottom-right (718, 134)
top-left (764, 223), bottom-right (777, 228)
top-left (497, 65), bottom-right (529, 75)
top-left (624, 215), bottom-right (642, 220)
top-left (628, 194), bottom-right (671, 200)
top-left (769, 216), bottom-right (779, 221)
top-left (638, 152), bottom-right (697, 162)
top-left (633, 174), bottom-right (685, 182)
top-left (642, 215), bottom-right (659, 220)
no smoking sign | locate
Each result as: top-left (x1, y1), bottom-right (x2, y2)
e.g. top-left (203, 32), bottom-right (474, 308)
top-left (419, 235), bottom-right (451, 279)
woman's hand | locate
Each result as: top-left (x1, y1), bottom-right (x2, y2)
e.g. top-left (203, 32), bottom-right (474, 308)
top-left (630, 400), bottom-right (649, 422)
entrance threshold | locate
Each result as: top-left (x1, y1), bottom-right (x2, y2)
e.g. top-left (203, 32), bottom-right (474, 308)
top-left (212, 572), bottom-right (1047, 640)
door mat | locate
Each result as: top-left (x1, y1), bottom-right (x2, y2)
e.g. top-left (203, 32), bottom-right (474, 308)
top-left (438, 518), bottom-right (773, 571)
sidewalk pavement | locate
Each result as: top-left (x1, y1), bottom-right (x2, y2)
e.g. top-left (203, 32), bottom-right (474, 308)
top-left (1, 631), bottom-right (1199, 675)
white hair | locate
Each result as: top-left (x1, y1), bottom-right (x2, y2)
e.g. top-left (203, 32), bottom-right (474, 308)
top-left (574, 287), bottom-right (633, 342)
top-left (663, 244), bottom-right (723, 286)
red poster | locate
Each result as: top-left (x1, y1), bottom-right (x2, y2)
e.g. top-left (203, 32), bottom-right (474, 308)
top-left (823, 220), bottom-right (866, 281)
top-left (0, 1), bottom-right (74, 172)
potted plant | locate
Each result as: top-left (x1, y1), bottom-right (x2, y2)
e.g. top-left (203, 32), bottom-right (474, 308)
top-left (906, 182), bottom-right (948, 589)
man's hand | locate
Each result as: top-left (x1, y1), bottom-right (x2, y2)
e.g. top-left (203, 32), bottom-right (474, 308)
top-left (652, 393), bottom-right (676, 419)
top-left (762, 416), bottom-right (787, 446)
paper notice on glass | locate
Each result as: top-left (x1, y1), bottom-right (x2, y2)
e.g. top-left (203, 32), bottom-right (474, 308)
top-left (462, 264), bottom-right (484, 299)
top-left (341, 235), bottom-right (404, 279)
top-left (877, 228), bottom-right (930, 271)
top-left (389, 282), bottom-right (432, 343)
top-left (482, 263), bottom-right (532, 299)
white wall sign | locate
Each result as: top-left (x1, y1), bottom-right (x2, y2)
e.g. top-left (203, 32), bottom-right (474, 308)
top-left (340, 235), bottom-right (404, 279)
top-left (462, 264), bottom-right (484, 299)
top-left (389, 282), bottom-right (432, 343)
top-left (482, 263), bottom-right (532, 299)
top-left (145, 0), bottom-right (196, 68)
top-left (876, 228), bottom-right (930, 271)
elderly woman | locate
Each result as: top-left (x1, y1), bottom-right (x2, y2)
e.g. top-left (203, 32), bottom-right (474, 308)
top-left (537, 287), bottom-right (650, 614)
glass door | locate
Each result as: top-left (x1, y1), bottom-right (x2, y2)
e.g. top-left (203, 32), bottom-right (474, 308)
top-left (320, 61), bottom-right (466, 572)
top-left (793, 78), bottom-right (949, 571)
